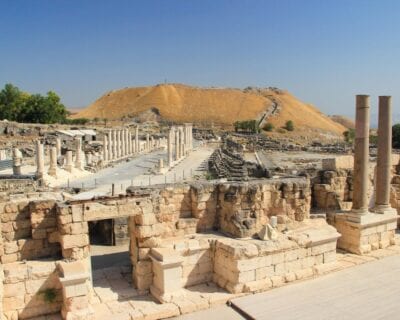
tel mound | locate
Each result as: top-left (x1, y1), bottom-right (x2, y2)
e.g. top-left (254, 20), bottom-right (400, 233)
top-left (73, 83), bottom-right (346, 136)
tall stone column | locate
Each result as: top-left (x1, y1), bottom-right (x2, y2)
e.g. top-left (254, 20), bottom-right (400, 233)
top-left (179, 127), bottom-right (185, 159)
top-left (184, 124), bottom-right (189, 153)
top-left (146, 134), bottom-right (150, 152)
top-left (48, 146), bottom-right (58, 177)
top-left (374, 96), bottom-right (393, 212)
top-left (175, 129), bottom-right (180, 160)
top-left (112, 130), bottom-right (117, 160)
top-left (168, 129), bottom-right (173, 166)
top-left (108, 131), bottom-right (113, 160)
top-left (35, 140), bottom-right (45, 179)
top-left (74, 136), bottom-right (83, 170)
top-left (56, 137), bottom-right (62, 157)
top-left (135, 127), bottom-right (139, 153)
top-left (117, 130), bottom-right (121, 158)
top-left (352, 95), bottom-right (370, 214)
top-left (12, 148), bottom-right (22, 176)
top-left (151, 136), bottom-right (154, 150)
top-left (121, 129), bottom-right (126, 157)
top-left (125, 129), bottom-right (129, 155)
top-left (103, 135), bottom-right (108, 162)
top-left (65, 151), bottom-right (73, 172)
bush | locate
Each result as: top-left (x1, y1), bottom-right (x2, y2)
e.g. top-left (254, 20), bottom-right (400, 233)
top-left (63, 118), bottom-right (89, 125)
top-left (393, 124), bottom-right (400, 148)
top-left (343, 129), bottom-right (355, 143)
top-left (285, 120), bottom-right (294, 131)
top-left (263, 122), bottom-right (274, 132)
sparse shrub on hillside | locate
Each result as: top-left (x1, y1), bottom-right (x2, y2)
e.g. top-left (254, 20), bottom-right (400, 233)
top-left (234, 120), bottom-right (260, 134)
top-left (285, 120), bottom-right (294, 131)
top-left (263, 122), bottom-right (274, 132)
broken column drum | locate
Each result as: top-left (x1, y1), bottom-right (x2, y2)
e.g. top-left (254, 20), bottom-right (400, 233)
top-left (48, 146), bottom-right (58, 177)
top-left (352, 95), bottom-right (370, 214)
top-left (65, 151), bottom-right (73, 172)
top-left (12, 148), bottom-right (22, 175)
top-left (74, 136), bottom-right (83, 170)
top-left (35, 140), bottom-right (45, 179)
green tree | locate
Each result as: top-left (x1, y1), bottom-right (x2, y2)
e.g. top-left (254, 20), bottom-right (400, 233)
top-left (392, 124), bottom-right (400, 148)
top-left (285, 120), bottom-right (294, 131)
top-left (0, 84), bottom-right (67, 124)
top-left (0, 83), bottom-right (25, 120)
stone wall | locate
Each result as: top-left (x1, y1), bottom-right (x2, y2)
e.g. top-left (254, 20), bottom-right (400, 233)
top-left (1, 200), bottom-right (61, 264)
top-left (217, 180), bottom-right (311, 238)
top-left (0, 178), bottom-right (38, 193)
top-left (213, 223), bottom-right (338, 293)
top-left (2, 261), bottom-right (62, 319)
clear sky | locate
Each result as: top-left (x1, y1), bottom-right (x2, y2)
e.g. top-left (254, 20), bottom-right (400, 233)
top-left (1, 0), bottom-right (400, 119)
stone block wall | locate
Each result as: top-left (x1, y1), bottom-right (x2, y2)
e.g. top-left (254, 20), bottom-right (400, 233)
top-left (1, 200), bottom-right (61, 264)
top-left (217, 179), bottom-right (311, 238)
top-left (2, 261), bottom-right (62, 319)
top-left (213, 225), bottom-right (339, 294)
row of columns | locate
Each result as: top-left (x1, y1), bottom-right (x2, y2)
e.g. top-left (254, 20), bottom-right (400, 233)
top-left (167, 124), bottom-right (193, 167)
top-left (352, 95), bottom-right (393, 215)
top-left (103, 128), bottom-right (166, 163)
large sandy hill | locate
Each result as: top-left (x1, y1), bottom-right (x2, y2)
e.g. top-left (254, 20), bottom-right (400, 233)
top-left (74, 83), bottom-right (346, 136)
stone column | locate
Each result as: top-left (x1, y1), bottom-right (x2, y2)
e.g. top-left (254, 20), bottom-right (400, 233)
top-left (184, 124), bottom-right (189, 152)
top-left (117, 130), bottom-right (121, 159)
top-left (48, 146), bottom-right (58, 177)
top-left (151, 136), bottom-right (154, 150)
top-left (168, 129), bottom-right (173, 166)
top-left (135, 127), bottom-right (139, 153)
top-left (65, 151), bottom-right (73, 172)
top-left (74, 136), bottom-right (83, 170)
top-left (112, 130), bottom-right (117, 160)
top-left (374, 96), bottom-right (393, 212)
top-left (12, 148), bottom-right (22, 175)
top-left (103, 135), bottom-right (108, 162)
top-left (146, 134), bottom-right (150, 151)
top-left (108, 131), bottom-right (113, 160)
top-left (175, 129), bottom-right (180, 160)
top-left (35, 140), bottom-right (45, 179)
top-left (352, 95), bottom-right (370, 214)
top-left (125, 129), bottom-right (129, 155)
top-left (121, 129), bottom-right (125, 157)
top-left (179, 127), bottom-right (185, 159)
top-left (56, 137), bottom-right (62, 157)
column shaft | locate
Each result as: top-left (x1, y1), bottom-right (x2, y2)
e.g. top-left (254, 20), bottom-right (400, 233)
top-left (352, 95), bottom-right (370, 212)
top-left (375, 96), bottom-right (392, 209)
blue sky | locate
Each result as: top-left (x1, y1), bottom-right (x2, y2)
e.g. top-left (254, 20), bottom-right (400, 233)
top-left (1, 0), bottom-right (400, 119)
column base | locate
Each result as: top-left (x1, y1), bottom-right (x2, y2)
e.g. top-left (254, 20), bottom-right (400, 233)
top-left (332, 210), bottom-right (398, 255)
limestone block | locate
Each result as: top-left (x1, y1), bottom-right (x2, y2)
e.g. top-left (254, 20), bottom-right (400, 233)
top-left (60, 234), bottom-right (89, 249)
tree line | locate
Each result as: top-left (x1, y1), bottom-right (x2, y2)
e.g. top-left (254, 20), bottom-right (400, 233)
top-left (0, 83), bottom-right (87, 124)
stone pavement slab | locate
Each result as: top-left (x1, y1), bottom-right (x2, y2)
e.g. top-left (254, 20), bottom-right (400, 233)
top-left (230, 255), bottom-right (400, 320)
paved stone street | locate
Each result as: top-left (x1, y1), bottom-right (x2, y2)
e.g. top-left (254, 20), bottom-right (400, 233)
top-left (175, 251), bottom-right (400, 320)
top-left (70, 145), bottom-right (214, 199)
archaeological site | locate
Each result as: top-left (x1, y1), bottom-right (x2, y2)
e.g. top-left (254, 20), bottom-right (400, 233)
top-left (0, 89), bottom-right (397, 320)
